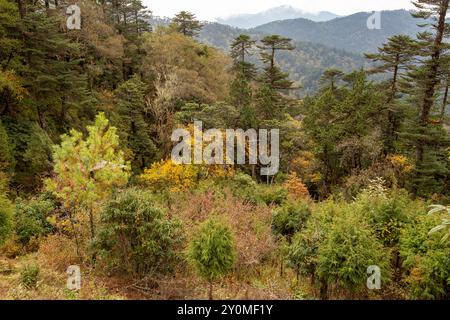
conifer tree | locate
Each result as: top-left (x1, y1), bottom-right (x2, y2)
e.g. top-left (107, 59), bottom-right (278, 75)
top-left (403, 0), bottom-right (450, 196)
top-left (365, 35), bottom-right (417, 153)
top-left (171, 11), bottom-right (203, 37)
top-left (114, 76), bottom-right (157, 173)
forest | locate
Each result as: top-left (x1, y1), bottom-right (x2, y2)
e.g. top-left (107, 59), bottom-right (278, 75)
top-left (0, 0), bottom-right (449, 300)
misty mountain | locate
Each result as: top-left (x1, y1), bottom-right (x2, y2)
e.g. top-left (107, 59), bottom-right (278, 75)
top-left (252, 10), bottom-right (422, 54)
top-left (216, 5), bottom-right (339, 29)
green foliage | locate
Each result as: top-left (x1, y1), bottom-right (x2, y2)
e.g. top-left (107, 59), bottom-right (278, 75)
top-left (20, 263), bottom-right (40, 289)
top-left (188, 218), bottom-right (235, 282)
top-left (171, 11), bottom-right (203, 37)
top-left (0, 173), bottom-right (13, 245)
top-left (95, 188), bottom-right (183, 276)
top-left (316, 210), bottom-right (390, 294)
top-left (113, 76), bottom-right (157, 173)
top-left (272, 200), bottom-right (311, 238)
top-left (0, 119), bottom-right (15, 174)
top-left (400, 212), bottom-right (450, 299)
top-left (13, 195), bottom-right (55, 246)
top-left (355, 188), bottom-right (415, 247)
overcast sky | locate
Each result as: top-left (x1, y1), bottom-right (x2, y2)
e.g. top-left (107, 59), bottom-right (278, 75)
top-left (144, 0), bottom-right (415, 21)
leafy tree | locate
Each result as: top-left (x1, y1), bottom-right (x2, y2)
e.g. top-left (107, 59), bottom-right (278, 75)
top-left (0, 119), bottom-right (15, 175)
top-left (95, 188), bottom-right (183, 276)
top-left (171, 11), bottom-right (203, 37)
top-left (45, 113), bottom-right (130, 240)
top-left (188, 218), bottom-right (235, 300)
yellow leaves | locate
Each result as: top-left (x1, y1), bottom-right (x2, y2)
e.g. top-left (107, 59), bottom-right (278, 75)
top-left (283, 172), bottom-right (310, 200)
top-left (141, 159), bottom-right (199, 192)
top-left (388, 154), bottom-right (413, 173)
top-left (140, 159), bottom-right (235, 193)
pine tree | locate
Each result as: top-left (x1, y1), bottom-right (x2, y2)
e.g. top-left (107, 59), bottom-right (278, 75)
top-left (403, 0), bottom-right (450, 196)
top-left (230, 34), bottom-right (257, 80)
top-left (258, 35), bottom-right (295, 90)
top-left (171, 11), bottom-right (203, 38)
top-left (365, 35), bottom-right (417, 153)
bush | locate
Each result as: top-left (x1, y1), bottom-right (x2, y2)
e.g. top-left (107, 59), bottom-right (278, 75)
top-left (272, 200), bottom-right (311, 239)
top-left (95, 188), bottom-right (184, 276)
top-left (258, 185), bottom-right (288, 206)
top-left (188, 218), bottom-right (235, 299)
top-left (285, 201), bottom-right (337, 284)
top-left (20, 263), bottom-right (40, 289)
top-left (13, 195), bottom-right (55, 247)
top-left (316, 209), bottom-right (390, 298)
top-left (355, 188), bottom-right (414, 247)
top-left (399, 213), bottom-right (450, 299)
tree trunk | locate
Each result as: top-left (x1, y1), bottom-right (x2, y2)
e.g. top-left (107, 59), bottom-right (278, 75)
top-left (320, 279), bottom-right (329, 300)
top-left (208, 280), bottom-right (213, 300)
top-left (414, 0), bottom-right (449, 196)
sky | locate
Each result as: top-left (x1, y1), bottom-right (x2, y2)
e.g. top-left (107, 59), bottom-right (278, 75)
top-left (143, 0), bottom-right (416, 21)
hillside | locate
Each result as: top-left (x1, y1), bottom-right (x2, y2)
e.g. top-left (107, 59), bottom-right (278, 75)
top-left (198, 23), bottom-right (366, 94)
top-left (252, 10), bottom-right (421, 54)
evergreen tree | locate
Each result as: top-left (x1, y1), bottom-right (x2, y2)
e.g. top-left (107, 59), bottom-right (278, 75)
top-left (171, 11), bottom-right (203, 37)
top-left (403, 0), bottom-right (450, 196)
top-left (114, 76), bottom-right (157, 173)
top-left (258, 35), bottom-right (295, 90)
top-left (230, 34), bottom-right (257, 80)
top-left (365, 35), bottom-right (417, 153)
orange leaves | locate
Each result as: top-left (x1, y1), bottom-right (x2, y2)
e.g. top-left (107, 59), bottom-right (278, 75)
top-left (283, 172), bottom-right (310, 200)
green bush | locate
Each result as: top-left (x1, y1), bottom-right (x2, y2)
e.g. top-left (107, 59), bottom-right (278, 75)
top-left (355, 188), bottom-right (415, 247)
top-left (188, 218), bottom-right (235, 299)
top-left (13, 195), bottom-right (55, 246)
top-left (258, 185), bottom-right (288, 206)
top-left (316, 210), bottom-right (390, 297)
top-left (20, 263), bottom-right (40, 289)
top-left (399, 213), bottom-right (450, 299)
top-left (95, 188), bottom-right (184, 276)
top-left (272, 200), bottom-right (311, 238)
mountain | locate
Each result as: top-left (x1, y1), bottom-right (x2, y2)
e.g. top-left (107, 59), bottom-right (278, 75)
top-left (198, 23), bottom-right (366, 94)
top-left (216, 5), bottom-right (339, 29)
top-left (252, 10), bottom-right (422, 54)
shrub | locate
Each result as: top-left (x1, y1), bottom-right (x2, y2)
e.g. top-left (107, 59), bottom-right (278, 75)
top-left (95, 188), bottom-right (184, 276)
top-left (20, 263), bottom-right (40, 289)
top-left (188, 218), bottom-right (235, 299)
top-left (13, 195), bottom-right (55, 247)
top-left (399, 213), bottom-right (450, 299)
top-left (272, 200), bottom-right (311, 239)
top-left (258, 185), bottom-right (288, 206)
top-left (316, 209), bottom-right (390, 299)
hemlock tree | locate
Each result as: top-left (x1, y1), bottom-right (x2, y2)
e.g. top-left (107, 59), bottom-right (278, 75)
top-left (188, 218), bottom-right (235, 300)
top-left (171, 11), bottom-right (203, 37)
top-left (45, 113), bottom-right (130, 241)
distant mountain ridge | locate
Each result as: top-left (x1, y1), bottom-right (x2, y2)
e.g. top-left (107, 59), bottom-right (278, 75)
top-left (252, 9), bottom-right (422, 54)
top-left (216, 5), bottom-right (339, 29)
